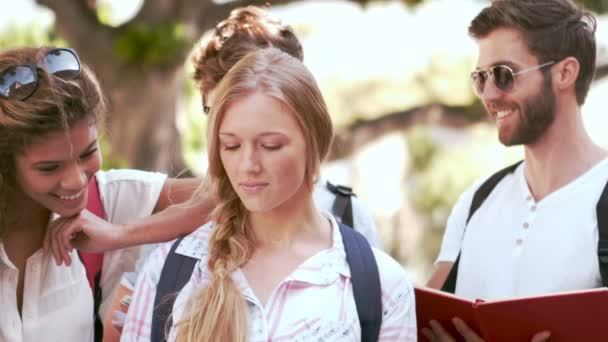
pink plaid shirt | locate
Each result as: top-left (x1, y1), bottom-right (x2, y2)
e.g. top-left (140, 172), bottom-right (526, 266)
top-left (121, 213), bottom-right (416, 341)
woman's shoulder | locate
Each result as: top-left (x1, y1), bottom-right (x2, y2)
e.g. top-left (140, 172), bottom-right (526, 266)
top-left (94, 169), bottom-right (167, 186)
top-left (175, 221), bottom-right (215, 258)
top-left (134, 221), bottom-right (214, 285)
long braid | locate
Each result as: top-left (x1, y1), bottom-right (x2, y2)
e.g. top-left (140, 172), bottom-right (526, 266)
top-left (175, 175), bottom-right (255, 342)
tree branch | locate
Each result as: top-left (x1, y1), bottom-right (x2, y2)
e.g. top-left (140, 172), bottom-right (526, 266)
top-left (194, 0), bottom-right (303, 35)
top-left (172, 0), bottom-right (213, 27)
top-left (328, 103), bottom-right (489, 161)
top-left (132, 0), bottom-right (183, 24)
top-left (35, 0), bottom-right (118, 73)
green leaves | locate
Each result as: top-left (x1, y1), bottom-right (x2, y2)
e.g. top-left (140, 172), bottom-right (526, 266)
top-left (0, 23), bottom-right (65, 50)
top-left (578, 0), bottom-right (608, 13)
top-left (114, 22), bottom-right (192, 67)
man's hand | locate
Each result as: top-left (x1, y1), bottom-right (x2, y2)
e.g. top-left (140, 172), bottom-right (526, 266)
top-left (422, 318), bottom-right (484, 342)
top-left (44, 210), bottom-right (124, 266)
top-left (421, 318), bottom-right (551, 342)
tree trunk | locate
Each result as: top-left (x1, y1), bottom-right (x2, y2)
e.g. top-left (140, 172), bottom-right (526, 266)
top-left (103, 67), bottom-right (191, 176)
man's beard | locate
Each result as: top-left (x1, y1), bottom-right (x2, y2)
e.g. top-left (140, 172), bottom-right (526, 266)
top-left (499, 73), bottom-right (556, 146)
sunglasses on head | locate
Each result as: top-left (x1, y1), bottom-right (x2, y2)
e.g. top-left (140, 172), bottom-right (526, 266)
top-left (0, 48), bottom-right (81, 101)
top-left (470, 61), bottom-right (555, 97)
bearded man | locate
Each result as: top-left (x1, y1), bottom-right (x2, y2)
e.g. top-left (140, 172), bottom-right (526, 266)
top-left (424, 1), bottom-right (608, 341)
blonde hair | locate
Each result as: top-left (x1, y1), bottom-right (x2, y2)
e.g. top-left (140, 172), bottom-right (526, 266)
top-left (176, 48), bottom-right (333, 341)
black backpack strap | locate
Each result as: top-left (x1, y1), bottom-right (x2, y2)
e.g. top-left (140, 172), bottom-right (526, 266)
top-left (441, 161), bottom-right (523, 293)
top-left (596, 179), bottom-right (608, 286)
top-left (339, 222), bottom-right (382, 342)
top-left (93, 271), bottom-right (103, 342)
top-left (76, 253), bottom-right (104, 342)
top-left (327, 181), bottom-right (355, 228)
top-left (151, 237), bottom-right (198, 342)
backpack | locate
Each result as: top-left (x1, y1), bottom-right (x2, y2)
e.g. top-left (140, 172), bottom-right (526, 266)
top-left (150, 222), bottom-right (382, 342)
top-left (81, 176), bottom-right (106, 342)
top-left (441, 161), bottom-right (608, 293)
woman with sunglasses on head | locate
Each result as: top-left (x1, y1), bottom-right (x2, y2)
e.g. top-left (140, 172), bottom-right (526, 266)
top-left (121, 48), bottom-right (416, 342)
top-left (0, 46), bottom-right (214, 342)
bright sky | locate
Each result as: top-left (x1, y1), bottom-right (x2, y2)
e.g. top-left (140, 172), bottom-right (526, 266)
top-left (277, 0), bottom-right (482, 77)
top-left (0, 0), bottom-right (53, 30)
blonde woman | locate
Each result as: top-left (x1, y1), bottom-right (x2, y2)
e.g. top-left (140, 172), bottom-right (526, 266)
top-left (121, 48), bottom-right (416, 341)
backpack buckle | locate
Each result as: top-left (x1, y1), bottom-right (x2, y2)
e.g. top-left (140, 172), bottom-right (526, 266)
top-left (326, 181), bottom-right (354, 197)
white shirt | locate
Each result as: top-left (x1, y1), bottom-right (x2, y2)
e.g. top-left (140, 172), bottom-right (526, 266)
top-left (314, 180), bottom-right (382, 249)
top-left (0, 169), bottom-right (166, 342)
top-left (437, 159), bottom-right (608, 300)
top-left (121, 212), bottom-right (416, 341)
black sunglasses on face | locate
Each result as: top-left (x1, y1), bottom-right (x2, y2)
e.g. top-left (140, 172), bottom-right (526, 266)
top-left (471, 61), bottom-right (554, 97)
top-left (0, 48), bottom-right (81, 101)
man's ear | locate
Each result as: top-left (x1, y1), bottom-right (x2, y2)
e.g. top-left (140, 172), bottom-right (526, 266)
top-left (553, 57), bottom-right (579, 91)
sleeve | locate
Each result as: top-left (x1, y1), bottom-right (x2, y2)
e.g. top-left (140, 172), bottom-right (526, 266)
top-left (96, 169), bottom-right (168, 223)
top-left (94, 169), bottom-right (168, 318)
top-left (435, 178), bottom-right (485, 264)
top-left (372, 249), bottom-right (417, 341)
top-left (350, 196), bottom-right (383, 249)
top-left (120, 241), bottom-right (173, 342)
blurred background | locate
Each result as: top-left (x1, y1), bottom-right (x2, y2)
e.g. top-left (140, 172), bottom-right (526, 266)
top-left (3, 0), bottom-right (608, 284)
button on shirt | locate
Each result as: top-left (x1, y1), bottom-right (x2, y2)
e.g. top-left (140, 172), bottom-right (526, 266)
top-left (121, 212), bottom-right (416, 341)
top-left (437, 159), bottom-right (608, 300)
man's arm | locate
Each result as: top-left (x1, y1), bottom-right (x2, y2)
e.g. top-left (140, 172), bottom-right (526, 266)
top-left (426, 177), bottom-right (488, 290)
top-left (426, 261), bottom-right (454, 289)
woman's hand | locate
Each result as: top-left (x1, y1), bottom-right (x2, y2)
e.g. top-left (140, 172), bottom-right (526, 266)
top-left (44, 210), bottom-right (125, 266)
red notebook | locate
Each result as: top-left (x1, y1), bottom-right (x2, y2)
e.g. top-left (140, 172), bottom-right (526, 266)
top-left (415, 286), bottom-right (608, 342)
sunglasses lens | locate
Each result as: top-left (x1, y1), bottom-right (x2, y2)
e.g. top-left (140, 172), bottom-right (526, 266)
top-left (43, 49), bottom-right (80, 80)
top-left (492, 66), bottom-right (514, 92)
top-left (471, 72), bottom-right (486, 96)
top-left (0, 65), bottom-right (37, 100)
